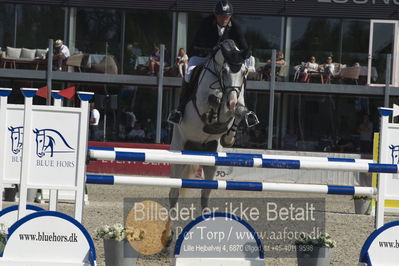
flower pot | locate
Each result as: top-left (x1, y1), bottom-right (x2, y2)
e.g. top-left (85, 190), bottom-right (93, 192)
top-left (103, 239), bottom-right (138, 266)
top-left (296, 246), bottom-right (332, 266)
top-left (354, 198), bottom-right (371, 215)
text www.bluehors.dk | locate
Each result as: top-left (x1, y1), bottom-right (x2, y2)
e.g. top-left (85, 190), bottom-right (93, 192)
top-left (19, 232), bottom-right (78, 242)
top-left (379, 240), bottom-right (399, 248)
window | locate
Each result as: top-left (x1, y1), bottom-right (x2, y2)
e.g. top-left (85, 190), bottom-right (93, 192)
top-left (288, 17), bottom-right (340, 68)
top-left (76, 8), bottom-right (122, 71)
top-left (282, 93), bottom-right (382, 153)
top-left (124, 11), bottom-right (172, 74)
top-left (15, 4), bottom-right (64, 49)
top-left (0, 4), bottom-right (14, 48)
top-left (341, 19), bottom-right (369, 67)
top-left (235, 15), bottom-right (282, 63)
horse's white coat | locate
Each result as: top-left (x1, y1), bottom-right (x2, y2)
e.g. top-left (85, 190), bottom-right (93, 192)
top-left (169, 40), bottom-right (247, 208)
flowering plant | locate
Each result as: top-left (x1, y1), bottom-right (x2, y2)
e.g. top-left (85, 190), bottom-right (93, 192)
top-left (295, 232), bottom-right (336, 248)
top-left (0, 223), bottom-right (8, 252)
top-left (94, 223), bottom-right (144, 242)
top-left (94, 223), bottom-right (125, 241)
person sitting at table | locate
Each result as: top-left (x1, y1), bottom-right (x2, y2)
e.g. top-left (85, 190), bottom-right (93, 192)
top-left (127, 42), bottom-right (142, 69)
top-left (300, 56), bottom-right (320, 82)
top-left (176, 48), bottom-right (188, 78)
top-left (148, 47), bottom-right (160, 75)
top-left (322, 56), bottom-right (340, 83)
top-left (53, 39), bottom-right (70, 71)
top-left (262, 51), bottom-right (285, 81)
top-left (244, 50), bottom-right (256, 80)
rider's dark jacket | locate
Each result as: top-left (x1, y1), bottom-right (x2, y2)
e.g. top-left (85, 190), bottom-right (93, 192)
top-left (188, 15), bottom-right (249, 58)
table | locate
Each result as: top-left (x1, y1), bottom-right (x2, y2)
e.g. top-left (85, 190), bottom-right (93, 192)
top-left (85, 54), bottom-right (118, 74)
top-left (307, 71), bottom-right (324, 84)
top-left (134, 56), bottom-right (149, 70)
top-left (85, 54), bottom-right (107, 68)
top-left (359, 66), bottom-right (378, 82)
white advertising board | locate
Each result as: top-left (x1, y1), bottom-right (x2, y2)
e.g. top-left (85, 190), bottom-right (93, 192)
top-left (377, 105), bottom-right (399, 227)
top-left (4, 104), bottom-right (24, 184)
top-left (0, 88), bottom-right (65, 209)
top-left (359, 220), bottom-right (399, 266)
top-left (23, 108), bottom-right (81, 188)
top-left (17, 89), bottom-right (91, 222)
top-left (0, 211), bottom-right (96, 266)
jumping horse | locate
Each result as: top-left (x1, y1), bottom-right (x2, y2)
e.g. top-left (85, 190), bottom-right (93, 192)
top-left (169, 39), bottom-right (258, 209)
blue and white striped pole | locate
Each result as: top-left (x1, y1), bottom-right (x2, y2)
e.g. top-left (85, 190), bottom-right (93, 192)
top-left (89, 147), bottom-right (373, 163)
top-left (88, 147), bottom-right (398, 174)
top-left (86, 174), bottom-right (376, 196)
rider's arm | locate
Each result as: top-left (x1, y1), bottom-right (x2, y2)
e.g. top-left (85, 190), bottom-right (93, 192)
top-left (188, 15), bottom-right (216, 57)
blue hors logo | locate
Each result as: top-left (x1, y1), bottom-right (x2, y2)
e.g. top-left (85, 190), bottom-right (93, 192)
top-left (33, 128), bottom-right (74, 158)
top-left (8, 126), bottom-right (24, 155)
top-left (389, 145), bottom-right (399, 165)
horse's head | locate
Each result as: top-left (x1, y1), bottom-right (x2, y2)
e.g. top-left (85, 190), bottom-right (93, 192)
top-left (390, 144), bottom-right (399, 164)
top-left (33, 128), bottom-right (46, 158)
top-left (214, 39), bottom-right (247, 111)
top-left (8, 126), bottom-right (23, 154)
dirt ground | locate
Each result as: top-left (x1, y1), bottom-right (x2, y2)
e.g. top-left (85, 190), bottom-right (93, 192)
top-left (7, 182), bottom-right (398, 266)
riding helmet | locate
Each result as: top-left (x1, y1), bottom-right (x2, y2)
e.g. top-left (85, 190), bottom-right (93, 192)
top-left (214, 0), bottom-right (234, 16)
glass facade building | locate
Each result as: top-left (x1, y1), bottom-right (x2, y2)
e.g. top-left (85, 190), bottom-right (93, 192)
top-left (0, 0), bottom-right (398, 154)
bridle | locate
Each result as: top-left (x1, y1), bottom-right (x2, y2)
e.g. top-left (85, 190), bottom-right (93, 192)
top-left (192, 45), bottom-right (247, 130)
top-left (202, 51), bottom-right (246, 97)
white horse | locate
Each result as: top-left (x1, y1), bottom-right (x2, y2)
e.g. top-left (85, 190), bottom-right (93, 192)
top-left (169, 39), bottom-right (258, 209)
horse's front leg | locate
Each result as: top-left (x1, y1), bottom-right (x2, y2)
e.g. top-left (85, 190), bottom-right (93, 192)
top-left (221, 121), bottom-right (238, 148)
top-left (201, 165), bottom-right (217, 209)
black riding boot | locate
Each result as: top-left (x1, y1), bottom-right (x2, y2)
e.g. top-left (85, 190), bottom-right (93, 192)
top-left (168, 80), bottom-right (193, 124)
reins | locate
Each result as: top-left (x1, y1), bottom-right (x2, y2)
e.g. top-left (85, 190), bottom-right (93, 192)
top-left (192, 46), bottom-right (246, 129)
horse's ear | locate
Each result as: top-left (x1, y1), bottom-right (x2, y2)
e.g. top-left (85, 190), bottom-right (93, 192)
top-left (8, 126), bottom-right (13, 131)
top-left (33, 128), bottom-right (38, 134)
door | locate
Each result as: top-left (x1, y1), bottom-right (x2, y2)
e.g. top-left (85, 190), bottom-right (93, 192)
top-left (368, 20), bottom-right (398, 86)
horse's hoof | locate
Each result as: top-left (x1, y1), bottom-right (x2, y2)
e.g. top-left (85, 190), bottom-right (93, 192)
top-left (245, 111), bottom-right (259, 127)
top-left (221, 135), bottom-right (235, 148)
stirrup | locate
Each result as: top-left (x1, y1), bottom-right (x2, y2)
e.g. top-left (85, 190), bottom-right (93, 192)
top-left (245, 111), bottom-right (259, 128)
top-left (167, 110), bottom-right (183, 125)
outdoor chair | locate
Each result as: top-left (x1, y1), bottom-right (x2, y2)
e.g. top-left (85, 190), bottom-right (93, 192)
top-left (65, 53), bottom-right (85, 72)
top-left (293, 64), bottom-right (304, 82)
top-left (339, 66), bottom-right (361, 85)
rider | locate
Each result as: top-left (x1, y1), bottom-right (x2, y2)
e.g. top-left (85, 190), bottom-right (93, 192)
top-left (168, 0), bottom-right (249, 124)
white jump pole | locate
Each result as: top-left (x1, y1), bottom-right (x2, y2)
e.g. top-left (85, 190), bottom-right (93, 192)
top-left (88, 148), bottom-right (397, 174)
top-left (89, 147), bottom-right (373, 163)
top-left (86, 174), bottom-right (376, 196)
